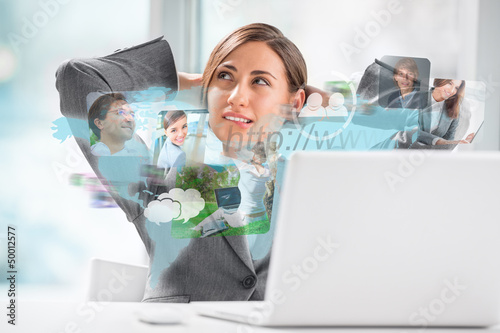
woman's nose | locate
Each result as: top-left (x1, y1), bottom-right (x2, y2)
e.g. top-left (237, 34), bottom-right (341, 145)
top-left (227, 84), bottom-right (249, 108)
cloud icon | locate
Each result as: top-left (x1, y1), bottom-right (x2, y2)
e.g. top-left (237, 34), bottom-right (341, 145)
top-left (159, 188), bottom-right (205, 223)
top-left (144, 198), bottom-right (181, 225)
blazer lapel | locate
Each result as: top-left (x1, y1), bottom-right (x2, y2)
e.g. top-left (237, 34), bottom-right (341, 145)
top-left (436, 104), bottom-right (449, 137)
top-left (420, 108), bottom-right (431, 133)
top-left (224, 235), bottom-right (256, 273)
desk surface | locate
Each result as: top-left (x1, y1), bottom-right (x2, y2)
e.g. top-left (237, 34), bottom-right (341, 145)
top-left (6, 301), bottom-right (500, 333)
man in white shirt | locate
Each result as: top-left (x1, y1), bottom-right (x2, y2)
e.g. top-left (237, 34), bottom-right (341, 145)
top-left (88, 93), bottom-right (137, 156)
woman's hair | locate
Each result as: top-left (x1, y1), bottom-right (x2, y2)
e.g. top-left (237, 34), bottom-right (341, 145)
top-left (163, 110), bottom-right (187, 129)
top-left (393, 58), bottom-right (419, 85)
top-left (201, 23), bottom-right (307, 101)
top-left (433, 79), bottom-right (465, 119)
top-left (88, 93), bottom-right (127, 139)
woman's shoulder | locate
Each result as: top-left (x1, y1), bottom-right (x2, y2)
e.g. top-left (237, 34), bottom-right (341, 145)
top-left (166, 139), bottom-right (184, 156)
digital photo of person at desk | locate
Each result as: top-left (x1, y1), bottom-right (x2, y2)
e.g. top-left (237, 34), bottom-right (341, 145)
top-left (157, 110), bottom-right (187, 170)
top-left (416, 79), bottom-right (476, 148)
top-left (344, 56), bottom-right (486, 151)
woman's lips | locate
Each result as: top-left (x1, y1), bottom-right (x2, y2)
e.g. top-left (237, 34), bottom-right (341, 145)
top-left (222, 113), bottom-right (254, 129)
top-left (175, 137), bottom-right (185, 144)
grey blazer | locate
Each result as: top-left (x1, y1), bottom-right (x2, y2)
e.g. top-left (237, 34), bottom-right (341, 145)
top-left (55, 37), bottom-right (271, 302)
top-left (417, 100), bottom-right (459, 145)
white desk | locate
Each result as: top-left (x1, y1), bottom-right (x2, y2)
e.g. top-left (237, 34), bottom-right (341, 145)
top-left (6, 301), bottom-right (500, 333)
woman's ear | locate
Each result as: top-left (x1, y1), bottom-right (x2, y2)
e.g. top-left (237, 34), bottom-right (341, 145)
top-left (292, 89), bottom-right (306, 111)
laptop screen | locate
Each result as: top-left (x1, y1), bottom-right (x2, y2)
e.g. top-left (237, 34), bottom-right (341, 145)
top-left (214, 187), bottom-right (241, 208)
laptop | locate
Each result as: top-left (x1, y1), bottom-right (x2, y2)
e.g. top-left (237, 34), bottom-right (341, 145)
top-left (214, 187), bottom-right (241, 214)
top-left (194, 151), bottom-right (500, 327)
top-left (198, 187), bottom-right (242, 237)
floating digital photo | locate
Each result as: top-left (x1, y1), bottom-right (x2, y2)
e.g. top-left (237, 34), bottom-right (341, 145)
top-left (336, 57), bottom-right (488, 151)
top-left (377, 55), bottom-right (431, 109)
top-left (142, 108), bottom-right (271, 239)
top-left (167, 161), bottom-right (272, 239)
top-left (408, 79), bottom-right (486, 150)
top-left (151, 109), bottom-right (209, 170)
top-left (86, 89), bottom-right (169, 159)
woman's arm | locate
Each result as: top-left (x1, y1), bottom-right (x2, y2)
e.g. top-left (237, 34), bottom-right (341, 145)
top-left (417, 129), bottom-right (441, 145)
top-left (178, 72), bottom-right (202, 91)
top-left (55, 37), bottom-right (179, 221)
top-left (435, 118), bottom-right (470, 145)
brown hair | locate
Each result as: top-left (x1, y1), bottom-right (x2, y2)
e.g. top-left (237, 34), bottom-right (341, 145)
top-left (201, 23), bottom-right (307, 101)
top-left (433, 79), bottom-right (465, 119)
top-left (163, 110), bottom-right (187, 130)
top-left (88, 93), bottom-right (127, 139)
top-left (393, 58), bottom-right (419, 85)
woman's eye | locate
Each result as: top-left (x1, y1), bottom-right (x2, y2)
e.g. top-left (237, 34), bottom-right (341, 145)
top-left (253, 77), bottom-right (269, 86)
top-left (218, 72), bottom-right (231, 80)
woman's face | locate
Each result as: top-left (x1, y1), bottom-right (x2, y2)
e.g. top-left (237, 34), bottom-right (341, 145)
top-left (165, 116), bottom-right (188, 146)
top-left (207, 41), bottom-right (295, 149)
top-left (434, 80), bottom-right (462, 101)
top-left (394, 67), bottom-right (416, 91)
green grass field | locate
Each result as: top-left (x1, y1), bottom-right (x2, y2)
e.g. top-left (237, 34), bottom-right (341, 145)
top-left (170, 202), bottom-right (270, 239)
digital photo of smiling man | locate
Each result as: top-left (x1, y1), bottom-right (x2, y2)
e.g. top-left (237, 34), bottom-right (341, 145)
top-left (87, 92), bottom-right (141, 156)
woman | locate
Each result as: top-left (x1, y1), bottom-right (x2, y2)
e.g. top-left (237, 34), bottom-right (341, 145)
top-left (235, 142), bottom-right (271, 225)
top-left (192, 23), bottom-right (307, 255)
top-left (418, 79), bottom-right (473, 146)
top-left (56, 23), bottom-right (307, 302)
top-left (157, 110), bottom-right (187, 169)
top-left (202, 23), bottom-right (306, 155)
top-left (193, 23), bottom-right (307, 241)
